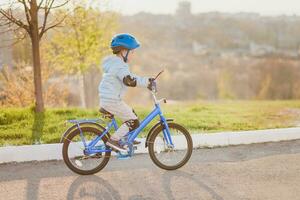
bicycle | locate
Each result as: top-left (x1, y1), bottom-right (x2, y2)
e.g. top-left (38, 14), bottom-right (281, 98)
top-left (61, 70), bottom-right (193, 175)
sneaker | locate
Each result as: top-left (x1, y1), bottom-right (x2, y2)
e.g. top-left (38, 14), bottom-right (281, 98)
top-left (133, 140), bottom-right (141, 145)
top-left (106, 138), bottom-right (127, 153)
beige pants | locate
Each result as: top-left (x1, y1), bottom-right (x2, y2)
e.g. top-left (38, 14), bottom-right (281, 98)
top-left (100, 101), bottom-right (138, 140)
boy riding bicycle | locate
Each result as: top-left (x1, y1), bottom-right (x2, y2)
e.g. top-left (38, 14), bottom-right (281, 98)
top-left (98, 33), bottom-right (154, 152)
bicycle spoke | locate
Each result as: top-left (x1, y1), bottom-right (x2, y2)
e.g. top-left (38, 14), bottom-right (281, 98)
top-left (64, 129), bottom-right (111, 173)
top-left (150, 124), bottom-right (191, 168)
top-left (63, 136), bottom-right (85, 150)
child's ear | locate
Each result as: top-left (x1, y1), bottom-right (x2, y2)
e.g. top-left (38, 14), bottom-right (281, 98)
top-left (120, 49), bottom-right (126, 56)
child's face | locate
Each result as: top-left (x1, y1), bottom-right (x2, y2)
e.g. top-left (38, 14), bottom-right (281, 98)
top-left (121, 49), bottom-right (135, 63)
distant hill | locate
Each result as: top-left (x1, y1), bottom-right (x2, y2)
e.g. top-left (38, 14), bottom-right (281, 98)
top-left (118, 9), bottom-right (300, 101)
top-left (121, 11), bottom-right (300, 54)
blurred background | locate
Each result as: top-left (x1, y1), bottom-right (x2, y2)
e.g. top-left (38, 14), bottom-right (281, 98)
top-left (2, 0), bottom-right (300, 145)
top-left (1, 0), bottom-right (300, 108)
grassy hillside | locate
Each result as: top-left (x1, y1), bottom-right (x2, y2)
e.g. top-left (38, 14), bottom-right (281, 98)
top-left (1, 100), bottom-right (300, 146)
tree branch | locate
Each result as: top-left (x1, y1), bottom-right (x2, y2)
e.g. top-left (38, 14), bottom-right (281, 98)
top-left (39, 0), bottom-right (54, 39)
top-left (39, 12), bottom-right (68, 38)
top-left (0, 19), bottom-right (13, 26)
top-left (38, 0), bottom-right (46, 9)
top-left (39, 0), bottom-right (71, 10)
top-left (0, 8), bottom-right (30, 33)
top-left (0, 24), bottom-right (20, 34)
top-left (48, 0), bottom-right (70, 9)
top-left (0, 32), bottom-right (27, 48)
top-left (19, 0), bottom-right (31, 25)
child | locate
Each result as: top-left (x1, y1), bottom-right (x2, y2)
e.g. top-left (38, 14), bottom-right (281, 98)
top-left (98, 33), bottom-right (154, 152)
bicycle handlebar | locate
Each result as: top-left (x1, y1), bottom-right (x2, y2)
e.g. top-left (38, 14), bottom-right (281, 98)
top-left (153, 70), bottom-right (164, 81)
top-left (150, 70), bottom-right (167, 104)
top-left (151, 70), bottom-right (164, 93)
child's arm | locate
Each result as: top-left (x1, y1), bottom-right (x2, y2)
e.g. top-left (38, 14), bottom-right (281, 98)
top-left (116, 66), bottom-right (150, 88)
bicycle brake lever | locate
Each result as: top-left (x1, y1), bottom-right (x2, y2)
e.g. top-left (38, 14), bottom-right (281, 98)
top-left (157, 98), bottom-right (167, 104)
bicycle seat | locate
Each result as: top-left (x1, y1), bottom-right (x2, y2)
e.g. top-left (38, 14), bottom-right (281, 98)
top-left (99, 107), bottom-right (114, 119)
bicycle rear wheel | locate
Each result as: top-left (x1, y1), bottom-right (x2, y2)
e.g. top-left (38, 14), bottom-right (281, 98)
top-left (148, 122), bottom-right (193, 170)
top-left (62, 127), bottom-right (111, 175)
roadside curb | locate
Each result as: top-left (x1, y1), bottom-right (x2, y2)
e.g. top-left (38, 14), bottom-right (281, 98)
top-left (1, 127), bottom-right (300, 163)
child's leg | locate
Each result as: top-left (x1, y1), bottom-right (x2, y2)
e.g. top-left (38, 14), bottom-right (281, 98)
top-left (101, 101), bottom-right (139, 149)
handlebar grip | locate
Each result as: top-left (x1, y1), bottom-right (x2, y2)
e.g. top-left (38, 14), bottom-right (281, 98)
top-left (151, 81), bottom-right (157, 92)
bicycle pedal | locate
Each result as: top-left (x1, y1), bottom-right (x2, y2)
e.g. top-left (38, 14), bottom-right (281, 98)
top-left (117, 156), bottom-right (131, 160)
top-left (116, 155), bottom-right (131, 160)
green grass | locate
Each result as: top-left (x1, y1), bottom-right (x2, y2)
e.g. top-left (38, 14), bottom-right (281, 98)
top-left (1, 100), bottom-right (300, 146)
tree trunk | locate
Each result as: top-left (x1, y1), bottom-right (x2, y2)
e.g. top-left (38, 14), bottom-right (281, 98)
top-left (30, 0), bottom-right (44, 112)
top-left (79, 75), bottom-right (86, 108)
top-left (83, 72), bottom-right (89, 108)
top-left (83, 67), bottom-right (101, 108)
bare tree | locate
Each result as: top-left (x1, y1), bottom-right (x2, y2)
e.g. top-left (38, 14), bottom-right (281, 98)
top-left (0, 0), bottom-right (71, 112)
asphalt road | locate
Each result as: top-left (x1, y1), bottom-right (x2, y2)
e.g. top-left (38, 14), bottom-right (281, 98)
top-left (1, 140), bottom-right (300, 200)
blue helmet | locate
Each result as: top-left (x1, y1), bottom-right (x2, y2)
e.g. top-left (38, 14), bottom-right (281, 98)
top-left (110, 33), bottom-right (140, 50)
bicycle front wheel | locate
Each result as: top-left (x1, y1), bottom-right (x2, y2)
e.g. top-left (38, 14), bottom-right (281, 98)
top-left (148, 122), bottom-right (193, 170)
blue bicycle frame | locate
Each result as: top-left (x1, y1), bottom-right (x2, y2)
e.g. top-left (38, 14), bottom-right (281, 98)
top-left (76, 102), bottom-right (174, 155)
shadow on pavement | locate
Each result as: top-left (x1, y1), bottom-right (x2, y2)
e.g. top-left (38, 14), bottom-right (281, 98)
top-left (162, 170), bottom-right (224, 200)
top-left (67, 175), bottom-right (121, 200)
top-left (66, 175), bottom-right (157, 200)
top-left (64, 170), bottom-right (224, 200)
top-left (1, 139), bottom-right (300, 199)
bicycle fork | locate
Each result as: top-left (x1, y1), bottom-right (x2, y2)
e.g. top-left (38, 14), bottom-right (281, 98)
top-left (160, 116), bottom-right (174, 148)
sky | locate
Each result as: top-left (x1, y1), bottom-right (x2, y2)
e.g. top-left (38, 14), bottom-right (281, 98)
top-left (96, 0), bottom-right (300, 16)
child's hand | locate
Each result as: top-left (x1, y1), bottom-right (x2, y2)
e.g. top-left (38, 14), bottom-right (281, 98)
top-left (147, 78), bottom-right (156, 91)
